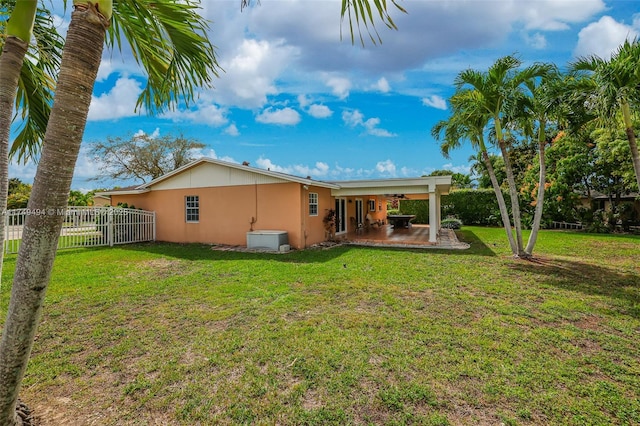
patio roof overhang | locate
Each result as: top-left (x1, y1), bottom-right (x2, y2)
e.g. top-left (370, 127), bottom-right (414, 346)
top-left (329, 176), bottom-right (452, 197)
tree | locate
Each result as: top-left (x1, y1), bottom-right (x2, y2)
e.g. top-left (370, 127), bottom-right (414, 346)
top-left (452, 56), bottom-right (548, 257)
top-left (571, 39), bottom-right (640, 192)
top-left (433, 89), bottom-right (518, 254)
top-left (6, 178), bottom-right (31, 210)
top-left (90, 133), bottom-right (206, 183)
top-left (427, 170), bottom-right (474, 189)
top-left (0, 1), bottom-right (406, 424)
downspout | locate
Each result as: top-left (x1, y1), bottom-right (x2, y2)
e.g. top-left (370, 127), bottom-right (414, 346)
top-left (249, 180), bottom-right (258, 231)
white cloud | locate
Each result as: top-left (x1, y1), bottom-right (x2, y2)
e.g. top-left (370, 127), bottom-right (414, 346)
top-left (213, 38), bottom-right (299, 108)
top-left (372, 77), bottom-right (391, 93)
top-left (225, 124), bottom-right (240, 136)
top-left (375, 159), bottom-right (397, 175)
top-left (88, 77), bottom-right (143, 121)
top-left (342, 110), bottom-right (365, 128)
top-left (190, 147), bottom-right (219, 160)
top-left (307, 104), bottom-right (333, 119)
top-left (342, 109), bottom-right (396, 137)
top-left (255, 157), bottom-right (330, 178)
top-left (325, 76), bottom-right (351, 99)
top-left (442, 163), bottom-right (472, 175)
top-left (421, 95), bottom-right (447, 110)
top-left (134, 128), bottom-right (161, 139)
top-left (517, 0), bottom-right (606, 31)
top-left (574, 16), bottom-right (639, 59)
top-left (523, 32), bottom-right (547, 49)
top-left (256, 107), bottom-right (301, 125)
top-left (297, 94), bottom-right (311, 108)
top-left (160, 103), bottom-right (228, 127)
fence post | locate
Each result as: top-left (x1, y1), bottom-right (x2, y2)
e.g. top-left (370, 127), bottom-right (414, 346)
top-left (152, 211), bottom-right (156, 241)
top-left (108, 207), bottom-right (114, 247)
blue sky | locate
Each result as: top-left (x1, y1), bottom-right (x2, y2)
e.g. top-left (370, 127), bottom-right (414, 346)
top-left (9, 0), bottom-right (640, 191)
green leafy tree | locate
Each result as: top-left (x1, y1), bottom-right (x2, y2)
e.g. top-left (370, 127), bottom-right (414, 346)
top-left (90, 133), bottom-right (206, 183)
top-left (6, 178), bottom-right (31, 210)
top-left (427, 169), bottom-right (474, 189)
top-left (571, 39), bottom-right (640, 192)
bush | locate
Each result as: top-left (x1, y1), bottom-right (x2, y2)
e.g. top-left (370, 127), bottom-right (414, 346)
top-left (397, 200), bottom-right (428, 224)
top-left (441, 218), bottom-right (463, 229)
top-left (386, 208), bottom-right (400, 216)
top-left (442, 189), bottom-right (510, 226)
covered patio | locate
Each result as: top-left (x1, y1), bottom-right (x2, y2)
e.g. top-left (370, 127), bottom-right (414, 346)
top-left (341, 224), bottom-right (468, 249)
top-left (328, 175), bottom-right (453, 244)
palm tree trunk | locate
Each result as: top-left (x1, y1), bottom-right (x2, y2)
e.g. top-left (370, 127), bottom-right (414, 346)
top-left (621, 102), bottom-right (640, 191)
top-left (0, 37), bottom-right (29, 289)
top-left (0, 6), bottom-right (107, 424)
top-left (497, 138), bottom-right (526, 257)
top-left (525, 124), bottom-right (547, 255)
top-left (481, 148), bottom-right (518, 254)
top-left (494, 119), bottom-right (525, 256)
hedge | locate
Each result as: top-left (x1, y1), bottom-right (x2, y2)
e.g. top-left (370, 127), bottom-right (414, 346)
top-left (398, 189), bottom-right (510, 226)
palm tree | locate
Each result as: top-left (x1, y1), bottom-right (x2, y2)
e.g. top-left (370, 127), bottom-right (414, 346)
top-left (454, 56), bottom-right (547, 257)
top-left (433, 90), bottom-right (518, 254)
top-left (515, 65), bottom-right (559, 255)
top-left (0, 1), bottom-right (63, 295)
top-left (0, 1), bottom-right (405, 423)
top-left (570, 39), bottom-right (640, 192)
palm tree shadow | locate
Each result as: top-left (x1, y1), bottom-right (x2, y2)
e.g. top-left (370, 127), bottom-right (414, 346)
top-left (509, 257), bottom-right (640, 318)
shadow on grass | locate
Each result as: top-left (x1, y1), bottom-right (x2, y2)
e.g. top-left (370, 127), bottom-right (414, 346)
top-left (509, 257), bottom-right (640, 318)
top-left (113, 228), bottom-right (498, 263)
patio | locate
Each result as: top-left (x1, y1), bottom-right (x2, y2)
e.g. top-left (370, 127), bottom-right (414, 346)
top-left (341, 224), bottom-right (469, 249)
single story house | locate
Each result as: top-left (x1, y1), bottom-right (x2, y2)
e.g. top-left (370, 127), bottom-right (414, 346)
top-left (97, 158), bottom-right (452, 249)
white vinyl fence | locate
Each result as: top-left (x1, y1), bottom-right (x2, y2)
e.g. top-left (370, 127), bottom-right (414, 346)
top-left (4, 207), bottom-right (155, 254)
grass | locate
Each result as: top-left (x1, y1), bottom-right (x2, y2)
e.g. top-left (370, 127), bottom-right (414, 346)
top-left (1, 227), bottom-right (639, 425)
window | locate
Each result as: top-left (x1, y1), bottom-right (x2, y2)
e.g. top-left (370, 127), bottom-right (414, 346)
top-left (185, 195), bottom-right (199, 223)
top-left (368, 199), bottom-right (376, 212)
top-left (309, 193), bottom-right (318, 216)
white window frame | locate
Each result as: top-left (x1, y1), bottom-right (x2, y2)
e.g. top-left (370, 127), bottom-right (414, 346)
top-left (185, 195), bottom-right (200, 223)
top-left (309, 192), bottom-right (319, 216)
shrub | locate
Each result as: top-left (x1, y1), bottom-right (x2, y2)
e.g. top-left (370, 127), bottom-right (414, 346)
top-left (397, 200), bottom-right (428, 224)
top-left (442, 189), bottom-right (510, 226)
top-left (441, 217), bottom-right (463, 229)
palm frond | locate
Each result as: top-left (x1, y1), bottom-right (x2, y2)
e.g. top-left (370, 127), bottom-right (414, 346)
top-left (109, 0), bottom-right (221, 114)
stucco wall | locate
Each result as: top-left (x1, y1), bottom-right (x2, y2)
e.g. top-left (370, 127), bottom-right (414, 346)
top-left (110, 182), bottom-right (335, 249)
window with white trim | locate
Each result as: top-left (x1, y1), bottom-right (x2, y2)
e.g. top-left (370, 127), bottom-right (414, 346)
top-left (309, 192), bottom-right (318, 216)
top-left (185, 195), bottom-right (199, 223)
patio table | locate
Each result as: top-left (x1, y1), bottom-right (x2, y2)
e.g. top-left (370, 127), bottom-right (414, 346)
top-left (387, 214), bottom-right (416, 229)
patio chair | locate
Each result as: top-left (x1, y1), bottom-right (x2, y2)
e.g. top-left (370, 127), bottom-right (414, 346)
top-left (350, 216), bottom-right (363, 234)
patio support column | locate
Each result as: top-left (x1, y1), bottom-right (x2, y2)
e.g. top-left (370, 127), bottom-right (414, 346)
top-left (429, 188), bottom-right (437, 242)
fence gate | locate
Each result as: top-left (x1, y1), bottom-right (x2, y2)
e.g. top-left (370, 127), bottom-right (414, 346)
top-left (4, 207), bottom-right (156, 255)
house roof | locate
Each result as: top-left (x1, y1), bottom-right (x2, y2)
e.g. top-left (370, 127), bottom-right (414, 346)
top-left (96, 158), bottom-right (452, 196)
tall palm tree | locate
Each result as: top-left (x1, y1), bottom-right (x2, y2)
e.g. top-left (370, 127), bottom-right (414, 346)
top-left (433, 90), bottom-right (518, 254)
top-left (571, 39), bottom-right (640, 192)
top-left (454, 56), bottom-right (547, 257)
top-left (515, 65), bottom-right (559, 255)
top-left (0, 1), bottom-right (63, 294)
top-left (0, 1), bottom-right (405, 423)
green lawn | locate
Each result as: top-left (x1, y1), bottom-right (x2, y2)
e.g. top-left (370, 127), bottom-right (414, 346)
top-left (1, 227), bottom-right (639, 425)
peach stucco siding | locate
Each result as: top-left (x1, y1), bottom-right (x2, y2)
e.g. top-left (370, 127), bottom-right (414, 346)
top-left (111, 182), bottom-right (337, 249)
